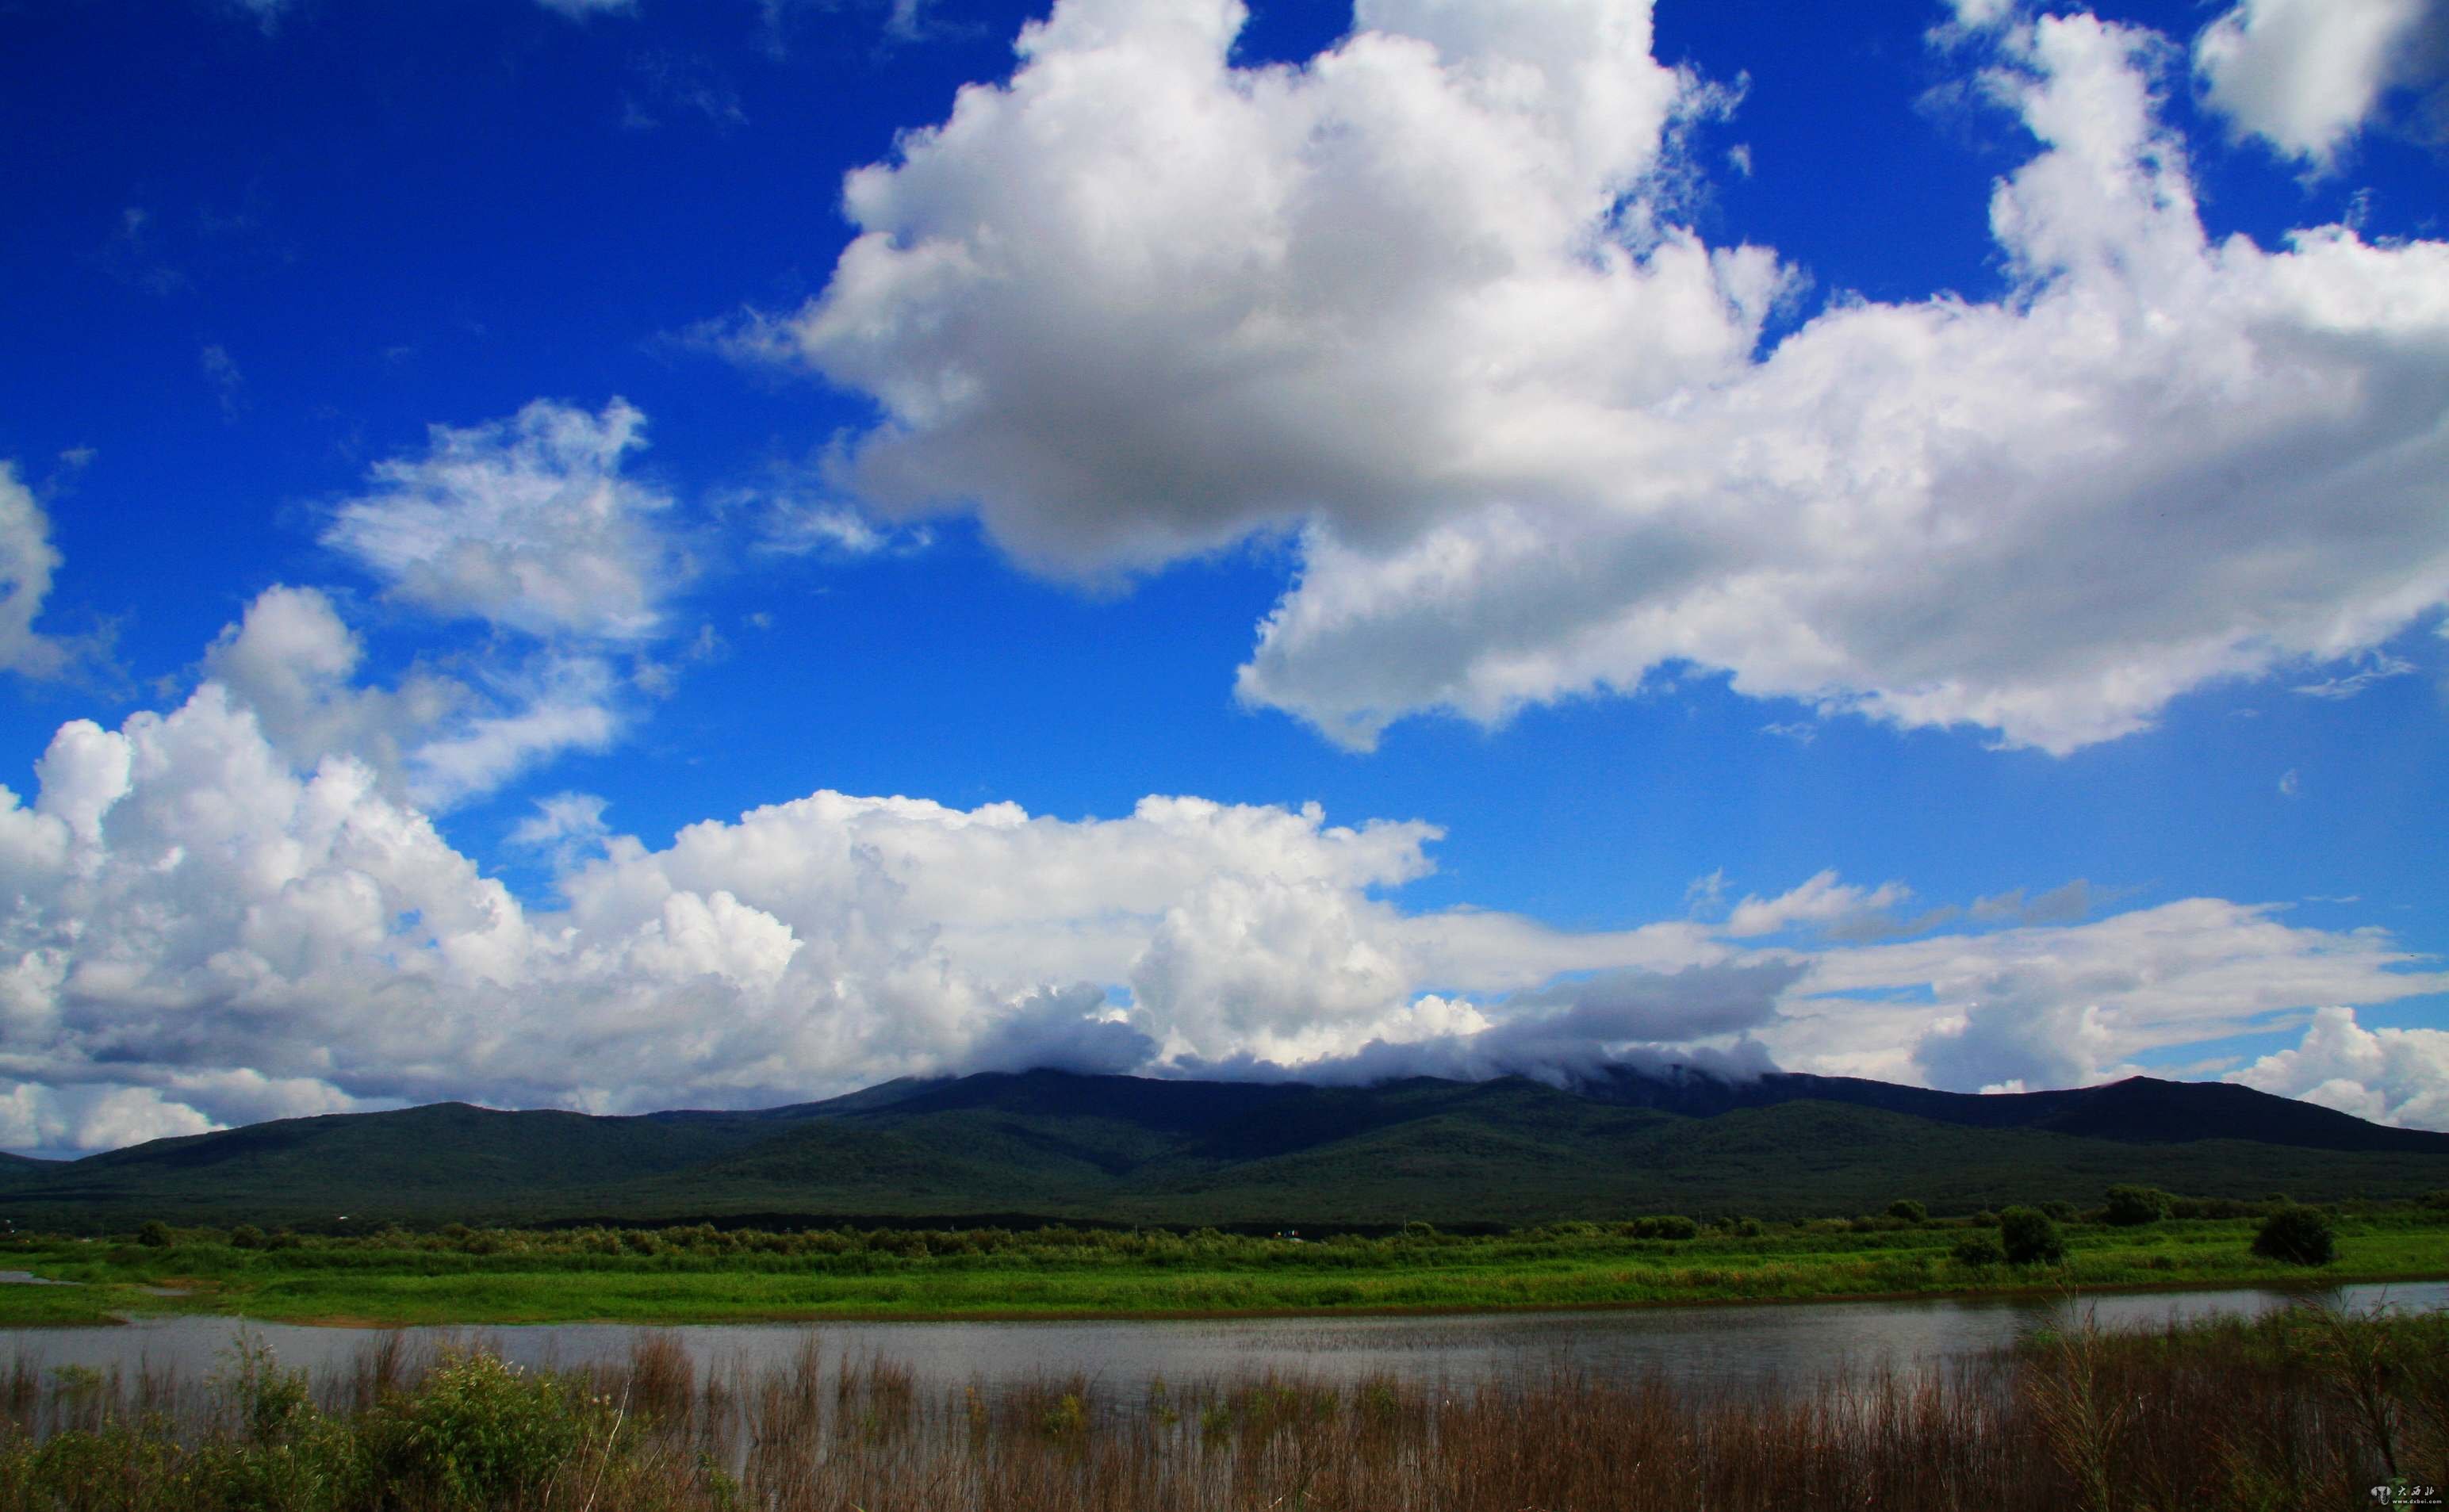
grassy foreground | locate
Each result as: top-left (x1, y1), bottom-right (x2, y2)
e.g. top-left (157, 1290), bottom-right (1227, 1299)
top-left (2, 1204), bottom-right (2443, 1327)
top-left (0, 1300), bottom-right (2441, 1510)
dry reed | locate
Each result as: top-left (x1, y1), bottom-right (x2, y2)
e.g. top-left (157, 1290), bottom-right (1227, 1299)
top-left (0, 1301), bottom-right (2435, 1510)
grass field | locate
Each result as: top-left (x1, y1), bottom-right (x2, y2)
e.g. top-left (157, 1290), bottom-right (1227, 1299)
top-left (2, 1203), bottom-right (2442, 1327)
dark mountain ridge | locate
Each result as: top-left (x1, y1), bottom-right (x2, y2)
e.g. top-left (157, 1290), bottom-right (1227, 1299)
top-left (1577, 1066), bottom-right (2448, 1154)
top-left (0, 1066), bottom-right (2439, 1229)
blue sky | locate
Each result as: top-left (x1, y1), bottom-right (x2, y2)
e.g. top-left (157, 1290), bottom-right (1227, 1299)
top-left (0, 0), bottom-right (2443, 1153)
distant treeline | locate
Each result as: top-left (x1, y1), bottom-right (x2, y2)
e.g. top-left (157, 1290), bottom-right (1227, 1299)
top-left (56, 1186), bottom-right (2447, 1258)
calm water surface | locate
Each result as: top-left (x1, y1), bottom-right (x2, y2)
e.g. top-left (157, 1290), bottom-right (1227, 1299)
top-left (8, 1281), bottom-right (2440, 1395)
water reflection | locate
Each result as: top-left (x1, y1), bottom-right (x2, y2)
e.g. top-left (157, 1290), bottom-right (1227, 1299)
top-left (7, 1280), bottom-right (2439, 1396)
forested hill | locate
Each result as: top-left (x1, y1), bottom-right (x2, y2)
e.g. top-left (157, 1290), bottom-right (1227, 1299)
top-left (0, 1068), bottom-right (2440, 1231)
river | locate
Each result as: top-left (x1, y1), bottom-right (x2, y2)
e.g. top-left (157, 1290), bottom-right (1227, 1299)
top-left (6, 1280), bottom-right (2439, 1395)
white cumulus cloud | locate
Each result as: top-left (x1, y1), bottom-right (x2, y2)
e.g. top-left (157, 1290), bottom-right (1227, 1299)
top-left (2194, 0), bottom-right (2449, 170)
top-left (752, 0), bottom-right (2449, 756)
top-left (1779, 895), bottom-right (2449, 1091)
top-left (324, 399), bottom-right (684, 645)
top-left (1, 679), bottom-right (2442, 1146)
top-left (0, 463), bottom-right (79, 680)
top-left (201, 584), bottom-right (620, 811)
top-left (193, 398), bottom-right (715, 813)
top-left (2229, 1005), bottom-right (2449, 1127)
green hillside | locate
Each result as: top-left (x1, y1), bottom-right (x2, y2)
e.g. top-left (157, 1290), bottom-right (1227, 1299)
top-left (2, 1068), bottom-right (2445, 1231)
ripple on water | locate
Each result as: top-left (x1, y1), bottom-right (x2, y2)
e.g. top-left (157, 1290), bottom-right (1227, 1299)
top-left (5, 1280), bottom-right (2438, 1396)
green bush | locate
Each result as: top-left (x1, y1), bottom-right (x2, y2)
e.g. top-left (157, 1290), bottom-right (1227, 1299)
top-left (217, 1336), bottom-right (314, 1447)
top-left (2037, 1200), bottom-right (2078, 1223)
top-left (1998, 1207), bottom-right (2066, 1266)
top-left (1949, 1234), bottom-right (2006, 1267)
top-left (2102, 1185), bottom-right (2173, 1227)
top-left (2252, 1206), bottom-right (2336, 1266)
top-left (366, 1349), bottom-right (607, 1509)
top-left (1886, 1200), bottom-right (1927, 1224)
top-left (228, 1224), bottom-right (266, 1250)
top-left (136, 1220), bottom-right (173, 1249)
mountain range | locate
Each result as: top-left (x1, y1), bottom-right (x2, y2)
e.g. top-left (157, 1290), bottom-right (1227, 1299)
top-left (2, 1067), bottom-right (2441, 1231)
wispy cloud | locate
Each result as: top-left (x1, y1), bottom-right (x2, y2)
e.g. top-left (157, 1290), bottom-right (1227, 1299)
top-left (200, 344), bottom-right (245, 420)
top-left (2293, 652), bottom-right (2416, 699)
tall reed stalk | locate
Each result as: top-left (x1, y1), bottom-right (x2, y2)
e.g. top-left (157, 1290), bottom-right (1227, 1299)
top-left (0, 1305), bottom-right (2433, 1510)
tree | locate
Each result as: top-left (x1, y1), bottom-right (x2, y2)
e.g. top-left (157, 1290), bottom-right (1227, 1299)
top-left (1999, 1206), bottom-right (2066, 1265)
top-left (2252, 1205), bottom-right (2336, 1265)
top-left (1887, 1199), bottom-right (1927, 1224)
top-left (2102, 1185), bottom-right (2172, 1227)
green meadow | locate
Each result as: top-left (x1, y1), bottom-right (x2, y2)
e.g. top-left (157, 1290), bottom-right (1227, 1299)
top-left (3, 1200), bottom-right (2443, 1327)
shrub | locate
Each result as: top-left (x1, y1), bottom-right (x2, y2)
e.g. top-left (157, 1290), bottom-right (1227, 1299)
top-left (1949, 1234), bottom-right (2006, 1267)
top-left (366, 1350), bottom-right (606, 1509)
top-left (216, 1336), bottom-right (312, 1446)
top-left (2102, 1185), bottom-right (2173, 1227)
top-left (1999, 1207), bottom-right (2066, 1266)
top-left (2038, 1200), bottom-right (2078, 1223)
top-left (135, 1220), bottom-right (173, 1249)
top-left (227, 1223), bottom-right (265, 1250)
top-left (1626, 1215), bottom-right (1698, 1241)
top-left (2252, 1205), bottom-right (2336, 1266)
top-left (1728, 1217), bottom-right (1765, 1238)
top-left (1886, 1199), bottom-right (1927, 1224)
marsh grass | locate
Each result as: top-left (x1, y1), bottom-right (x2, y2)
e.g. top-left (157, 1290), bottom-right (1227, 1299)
top-left (0, 1303), bottom-right (2437, 1508)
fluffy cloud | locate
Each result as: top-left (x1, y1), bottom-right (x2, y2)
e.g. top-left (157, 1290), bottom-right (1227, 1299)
top-left (761, 0), bottom-right (2449, 755)
top-left (1186, 960), bottom-right (1796, 1088)
top-left (775, 0), bottom-right (1744, 576)
top-left (2194, 0), bottom-right (2449, 170)
top-left (0, 464), bottom-right (76, 679)
top-left (194, 398), bottom-right (712, 813)
top-left (201, 585), bottom-right (618, 810)
top-left (2229, 1005), bottom-right (2449, 1127)
top-left (1777, 897), bottom-right (2449, 1091)
top-left (323, 399), bottom-right (682, 645)
top-left (1, 672), bottom-right (2442, 1146)
top-left (0, 1084), bottom-right (217, 1155)
top-left (202, 585), bottom-right (460, 787)
top-left (0, 687), bottom-right (1627, 1131)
